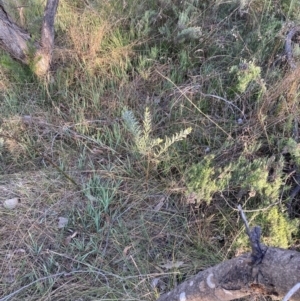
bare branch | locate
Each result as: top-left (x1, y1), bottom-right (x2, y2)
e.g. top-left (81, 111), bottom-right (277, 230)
top-left (283, 283), bottom-right (300, 301)
top-left (238, 204), bottom-right (266, 264)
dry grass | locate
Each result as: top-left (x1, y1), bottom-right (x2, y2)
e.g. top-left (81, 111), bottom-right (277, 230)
top-left (0, 164), bottom-right (224, 300)
top-left (1, 0), bottom-right (300, 300)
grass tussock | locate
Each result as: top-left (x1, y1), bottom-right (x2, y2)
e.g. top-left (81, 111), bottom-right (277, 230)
top-left (1, 0), bottom-right (300, 300)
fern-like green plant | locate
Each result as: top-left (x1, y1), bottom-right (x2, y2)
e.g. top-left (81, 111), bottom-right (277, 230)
top-left (121, 107), bottom-right (192, 160)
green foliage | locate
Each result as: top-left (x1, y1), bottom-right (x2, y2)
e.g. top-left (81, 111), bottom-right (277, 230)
top-left (230, 60), bottom-right (264, 94)
top-left (2, 0), bottom-right (300, 299)
top-left (282, 0), bottom-right (300, 20)
top-left (0, 53), bottom-right (33, 82)
top-left (83, 175), bottom-right (120, 232)
top-left (186, 154), bottom-right (284, 204)
top-left (122, 107), bottom-right (192, 160)
top-left (130, 0), bottom-right (205, 84)
top-left (282, 138), bottom-right (300, 166)
top-left (230, 156), bottom-right (284, 202)
top-left (186, 155), bottom-right (221, 203)
top-left (135, 9), bottom-right (158, 37)
top-left (244, 16), bottom-right (283, 62)
top-left (135, 0), bottom-right (203, 42)
top-left (263, 206), bottom-right (298, 248)
top-left (235, 206), bottom-right (299, 253)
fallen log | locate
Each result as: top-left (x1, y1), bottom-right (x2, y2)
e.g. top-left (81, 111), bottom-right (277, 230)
top-left (157, 206), bottom-right (300, 301)
top-left (157, 247), bottom-right (300, 301)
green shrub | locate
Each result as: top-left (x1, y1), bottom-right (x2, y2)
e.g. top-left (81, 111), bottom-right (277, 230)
top-left (263, 206), bottom-right (298, 248)
top-left (186, 155), bottom-right (223, 204)
top-left (229, 60), bottom-right (265, 94)
top-left (186, 154), bottom-right (284, 204)
top-left (236, 206), bottom-right (299, 253)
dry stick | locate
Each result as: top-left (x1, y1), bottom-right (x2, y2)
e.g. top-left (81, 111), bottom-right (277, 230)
top-left (200, 92), bottom-right (245, 118)
top-left (237, 204), bottom-right (265, 264)
top-left (283, 283), bottom-right (300, 301)
top-left (155, 69), bottom-right (232, 139)
top-left (237, 204), bottom-right (250, 231)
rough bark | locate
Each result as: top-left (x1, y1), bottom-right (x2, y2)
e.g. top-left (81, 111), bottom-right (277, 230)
top-left (0, 0), bottom-right (59, 76)
top-left (34, 0), bottom-right (59, 76)
top-left (157, 247), bottom-right (300, 301)
top-left (285, 26), bottom-right (300, 70)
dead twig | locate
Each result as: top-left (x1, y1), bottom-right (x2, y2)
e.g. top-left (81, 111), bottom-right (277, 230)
top-left (283, 282), bottom-right (300, 301)
top-left (238, 204), bottom-right (266, 264)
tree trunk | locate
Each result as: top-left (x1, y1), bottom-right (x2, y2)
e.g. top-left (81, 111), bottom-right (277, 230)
top-left (0, 0), bottom-right (59, 77)
top-left (157, 247), bottom-right (300, 301)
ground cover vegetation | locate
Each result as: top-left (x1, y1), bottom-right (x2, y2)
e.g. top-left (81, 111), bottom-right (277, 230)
top-left (0, 0), bottom-right (300, 300)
